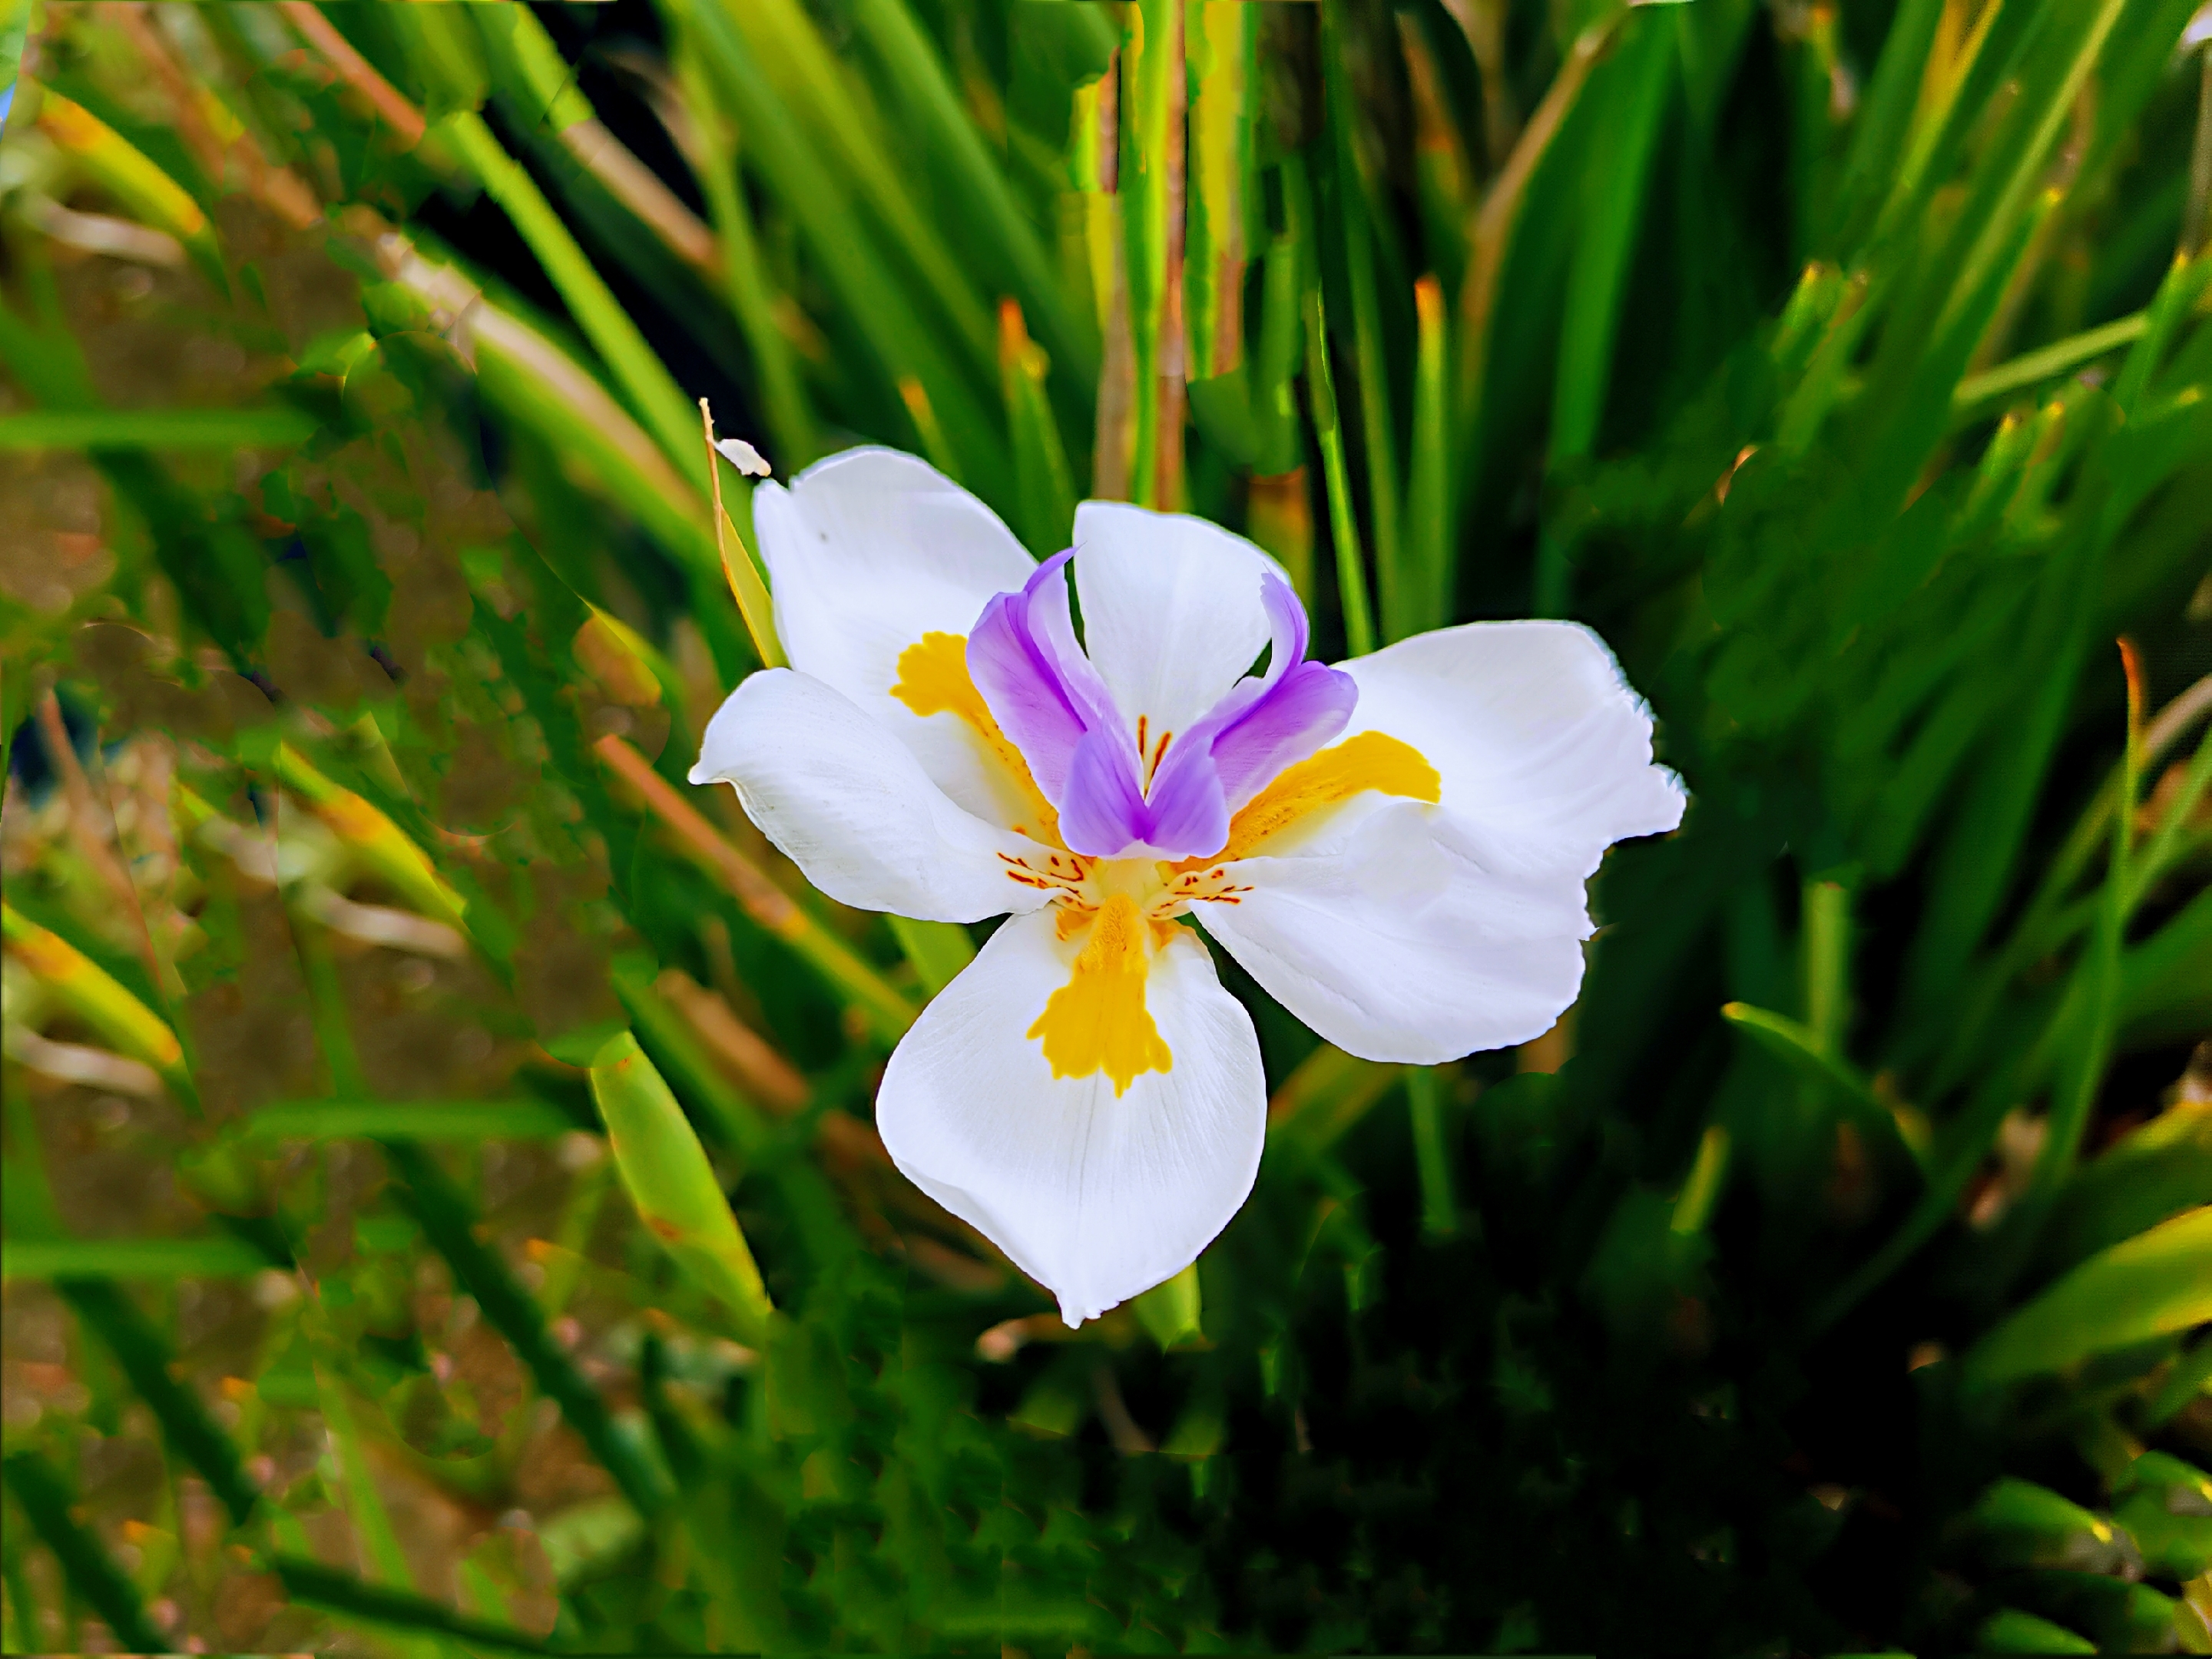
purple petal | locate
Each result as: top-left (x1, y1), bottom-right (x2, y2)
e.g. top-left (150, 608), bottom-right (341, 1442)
top-left (1184, 574), bottom-right (1356, 812)
top-left (1127, 741), bottom-right (1233, 858)
top-left (1058, 729), bottom-right (1157, 855)
top-left (963, 558), bottom-right (1353, 861)
top-left (967, 551), bottom-right (1130, 804)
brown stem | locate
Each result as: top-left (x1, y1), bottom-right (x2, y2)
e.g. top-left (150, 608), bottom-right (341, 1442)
top-left (592, 734), bottom-right (802, 938)
top-left (277, 1), bottom-right (427, 148)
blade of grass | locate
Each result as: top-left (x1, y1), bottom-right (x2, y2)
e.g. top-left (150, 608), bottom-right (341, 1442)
top-left (2, 905), bottom-right (195, 1111)
top-left (1670, 1124), bottom-right (1733, 1238)
top-left (886, 915), bottom-right (976, 1001)
top-left (1538, 8), bottom-right (1672, 615)
top-left (1186, 1), bottom-right (1255, 384)
top-left (1455, 21), bottom-right (1614, 437)
top-left (0, 407), bottom-right (320, 448)
top-left (674, 50), bottom-right (821, 468)
top-left (1963, 1207), bottom-right (2212, 1388)
top-left (1720, 1002), bottom-right (1930, 1172)
top-left (271, 1556), bottom-right (550, 1654)
top-left (608, 954), bottom-right (777, 1159)
top-left (382, 1137), bottom-right (671, 1517)
top-left (2024, 641), bottom-right (2144, 1213)
top-left (689, 0), bottom-right (997, 374)
top-left (3, 1239), bottom-right (273, 1279)
top-left (373, 233), bottom-right (720, 581)
top-left (56, 1280), bottom-right (260, 1524)
top-left (1306, 290), bottom-right (1376, 658)
top-left (1406, 1068), bottom-right (1457, 1239)
top-left (700, 399), bottom-right (786, 669)
top-left (1267, 1042), bottom-right (1403, 1153)
top-left (475, 4), bottom-right (720, 282)
top-left (1320, 0), bottom-right (1401, 620)
top-left (1251, 157), bottom-right (1313, 479)
top-left (594, 734), bottom-right (916, 1042)
top-left (1401, 273), bottom-right (1452, 640)
top-left (1125, 0), bottom-right (1184, 508)
top-left (590, 1031), bottom-right (775, 1346)
top-left (2, 1452), bottom-right (164, 1653)
top-left (849, 0), bottom-right (1093, 386)
top-left (435, 108), bottom-right (701, 479)
top-left (35, 87), bottom-right (225, 286)
top-left (1953, 310), bottom-right (2149, 417)
top-left (240, 1101), bottom-right (581, 1141)
top-left (677, 0), bottom-right (1005, 489)
top-left (1000, 299), bottom-right (1078, 558)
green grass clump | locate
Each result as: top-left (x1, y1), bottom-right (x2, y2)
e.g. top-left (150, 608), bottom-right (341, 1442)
top-left (2, 0), bottom-right (2210, 1652)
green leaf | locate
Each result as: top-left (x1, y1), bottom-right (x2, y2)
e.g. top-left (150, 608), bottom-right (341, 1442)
top-left (240, 1100), bottom-right (581, 1141)
top-left (1718, 1002), bottom-right (1928, 1170)
top-left (2041, 1100), bottom-right (2212, 1272)
top-left (271, 1556), bottom-right (549, 1654)
top-left (2, 1238), bottom-right (273, 1279)
top-left (0, 407), bottom-right (321, 449)
top-left (2114, 1453), bottom-right (2212, 1580)
top-left (55, 1278), bottom-right (260, 1523)
top-left (1965, 1207), bottom-right (2212, 1386)
top-left (1975, 1608), bottom-right (2098, 1654)
top-left (1131, 1261), bottom-right (1203, 1350)
top-left (589, 1031), bottom-right (774, 1345)
top-left (886, 916), bottom-right (976, 1001)
top-left (2, 1452), bottom-right (164, 1654)
top-left (1961, 1478), bottom-right (2133, 1573)
top-left (437, 109), bottom-right (702, 478)
top-left (382, 1138), bottom-right (672, 1517)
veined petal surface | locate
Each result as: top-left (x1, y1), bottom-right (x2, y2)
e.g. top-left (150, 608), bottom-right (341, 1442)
top-left (1342, 621), bottom-right (1685, 879)
top-left (1194, 621), bottom-right (1684, 1064)
top-left (1195, 796), bottom-right (1594, 1062)
top-left (877, 907), bottom-right (1267, 1326)
top-left (690, 670), bottom-right (1055, 924)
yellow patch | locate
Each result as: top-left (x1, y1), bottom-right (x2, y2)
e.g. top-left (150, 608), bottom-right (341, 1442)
top-left (890, 632), bottom-right (1063, 847)
top-left (1026, 893), bottom-right (1173, 1095)
top-left (1184, 730), bottom-right (1440, 869)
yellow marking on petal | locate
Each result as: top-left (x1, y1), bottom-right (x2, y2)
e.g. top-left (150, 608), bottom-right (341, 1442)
top-left (1179, 730), bottom-right (1441, 870)
top-left (1027, 893), bottom-right (1173, 1096)
top-left (890, 631), bottom-right (1063, 848)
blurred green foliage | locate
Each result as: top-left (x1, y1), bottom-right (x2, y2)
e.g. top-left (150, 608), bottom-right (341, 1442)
top-left (2, 0), bottom-right (2209, 1653)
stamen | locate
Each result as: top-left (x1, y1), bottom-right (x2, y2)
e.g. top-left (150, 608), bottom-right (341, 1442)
top-left (1145, 727), bottom-right (1174, 791)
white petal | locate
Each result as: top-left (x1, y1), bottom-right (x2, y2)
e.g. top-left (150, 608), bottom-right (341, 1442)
top-left (1341, 620), bottom-right (1684, 878)
top-left (1070, 501), bottom-right (1286, 743)
top-left (1194, 797), bottom-right (1593, 1063)
top-left (876, 908), bottom-right (1266, 1325)
top-left (756, 448), bottom-right (1041, 823)
top-left (689, 669), bottom-right (1054, 924)
top-left (1195, 620), bottom-right (1684, 1063)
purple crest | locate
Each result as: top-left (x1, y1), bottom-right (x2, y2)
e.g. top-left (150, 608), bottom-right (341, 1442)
top-left (965, 551), bottom-right (1356, 860)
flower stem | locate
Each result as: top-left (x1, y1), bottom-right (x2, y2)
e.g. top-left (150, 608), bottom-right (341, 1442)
top-left (1304, 290), bottom-right (1376, 657)
top-left (1407, 1067), bottom-right (1457, 1239)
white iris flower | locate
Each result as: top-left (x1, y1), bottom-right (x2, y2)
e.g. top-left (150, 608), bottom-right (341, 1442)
top-left (691, 449), bottom-right (1684, 1325)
